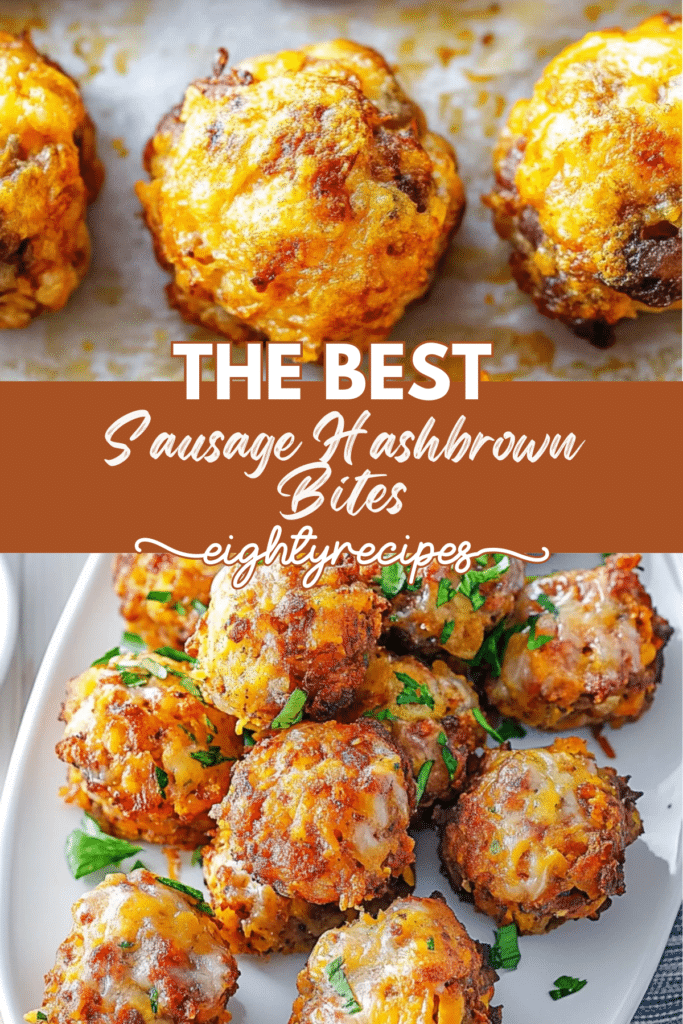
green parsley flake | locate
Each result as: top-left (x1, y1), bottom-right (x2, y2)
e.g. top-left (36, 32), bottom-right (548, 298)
top-left (271, 688), bottom-right (307, 729)
top-left (457, 554), bottom-right (510, 611)
top-left (119, 940), bottom-right (134, 949)
top-left (191, 847), bottom-right (204, 867)
top-left (490, 839), bottom-right (501, 854)
top-left (119, 669), bottom-right (150, 688)
top-left (437, 732), bottom-right (458, 781)
top-left (175, 602), bottom-right (186, 616)
top-left (192, 598), bottom-right (208, 615)
top-left (36, 1013), bottom-right (47, 1021)
top-left (362, 706), bottom-right (398, 722)
top-left (157, 877), bottom-right (215, 916)
top-left (415, 760), bottom-right (434, 803)
top-left (149, 988), bottom-right (159, 1014)
top-left (489, 923), bottom-right (520, 970)
top-left (242, 729), bottom-right (256, 747)
top-left (549, 976), bottom-right (587, 1000)
top-left (130, 860), bottom-right (148, 871)
top-left (526, 615), bottom-right (554, 651)
top-left (439, 619), bottom-right (455, 645)
top-left (427, 937), bottom-right (435, 951)
top-left (139, 657), bottom-right (168, 679)
top-left (325, 957), bottom-right (362, 1015)
top-left (190, 746), bottom-right (234, 768)
top-left (436, 578), bottom-right (457, 608)
top-left (395, 671), bottom-right (435, 710)
top-left (155, 766), bottom-right (169, 799)
top-left (154, 646), bottom-right (198, 665)
top-left (65, 814), bottom-right (142, 880)
top-left (496, 718), bottom-right (527, 741)
top-left (472, 707), bottom-right (503, 744)
top-left (120, 631), bottom-right (146, 654)
top-left (536, 592), bottom-right (557, 615)
top-left (147, 590), bottom-right (172, 603)
top-left (375, 563), bottom-right (407, 599)
top-left (91, 645), bottom-right (121, 667)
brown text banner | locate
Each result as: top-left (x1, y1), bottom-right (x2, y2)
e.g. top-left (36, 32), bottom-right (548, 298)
top-left (1, 381), bottom-right (681, 553)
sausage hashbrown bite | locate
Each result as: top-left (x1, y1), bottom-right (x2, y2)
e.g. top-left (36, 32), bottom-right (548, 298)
top-left (0, 32), bottom-right (103, 328)
top-left (187, 558), bottom-right (388, 732)
top-left (289, 895), bottom-right (500, 1024)
top-left (485, 13), bottom-right (682, 347)
top-left (378, 555), bottom-right (525, 662)
top-left (136, 40), bottom-right (465, 360)
top-left (56, 652), bottom-right (242, 848)
top-left (485, 553), bottom-right (673, 730)
top-left (439, 737), bottom-right (642, 934)
top-left (346, 649), bottom-right (486, 809)
top-left (203, 720), bottom-right (416, 953)
top-left (25, 869), bottom-right (239, 1024)
top-left (113, 554), bottom-right (221, 651)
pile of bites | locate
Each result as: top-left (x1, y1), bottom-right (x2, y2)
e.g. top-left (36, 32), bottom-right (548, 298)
top-left (30, 552), bottom-right (671, 1022)
top-left (4, 16), bottom-right (680, 350)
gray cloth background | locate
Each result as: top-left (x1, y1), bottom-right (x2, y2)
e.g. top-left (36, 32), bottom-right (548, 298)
top-left (633, 907), bottom-right (682, 1022)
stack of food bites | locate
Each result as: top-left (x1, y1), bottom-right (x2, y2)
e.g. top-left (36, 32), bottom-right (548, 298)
top-left (34, 552), bottom-right (671, 1022)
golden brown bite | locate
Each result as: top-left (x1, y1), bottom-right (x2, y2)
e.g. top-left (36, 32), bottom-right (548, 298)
top-left (187, 558), bottom-right (387, 732)
top-left (113, 554), bottom-right (221, 651)
top-left (203, 720), bottom-right (416, 952)
top-left (485, 13), bottom-right (682, 346)
top-left (289, 894), bottom-right (501, 1024)
top-left (439, 737), bottom-right (642, 934)
top-left (0, 32), bottom-right (103, 328)
top-left (25, 869), bottom-right (239, 1024)
top-left (56, 652), bottom-right (242, 848)
top-left (137, 40), bottom-right (464, 360)
top-left (346, 649), bottom-right (486, 808)
top-left (485, 553), bottom-right (672, 730)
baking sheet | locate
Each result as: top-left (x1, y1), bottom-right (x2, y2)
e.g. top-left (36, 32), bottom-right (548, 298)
top-left (0, 0), bottom-right (680, 381)
top-left (0, 553), bottom-right (681, 1024)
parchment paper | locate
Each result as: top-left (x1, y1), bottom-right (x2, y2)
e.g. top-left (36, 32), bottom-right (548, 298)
top-left (0, 0), bottom-right (680, 381)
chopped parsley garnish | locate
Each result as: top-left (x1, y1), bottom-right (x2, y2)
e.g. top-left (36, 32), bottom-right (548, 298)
top-left (147, 590), bottom-right (172, 603)
top-left (489, 923), bottom-right (520, 970)
top-left (169, 671), bottom-right (204, 701)
top-left (130, 860), bottom-right (148, 871)
top-left (139, 657), bottom-right (168, 679)
top-left (549, 976), bottom-right (587, 1000)
top-left (36, 1013), bottom-right (47, 1021)
top-left (439, 619), bottom-right (455, 645)
top-left (490, 839), bottom-right (501, 854)
top-left (373, 563), bottom-right (422, 599)
top-left (190, 746), bottom-right (234, 768)
top-left (526, 615), bottom-right (554, 651)
top-left (436, 578), bottom-right (457, 608)
top-left (155, 766), bottom-right (169, 799)
top-left (157, 877), bottom-right (214, 915)
top-left (119, 940), bottom-right (134, 949)
top-left (91, 645), bottom-right (121, 667)
top-left (472, 707), bottom-right (503, 744)
top-left (437, 732), bottom-right (458, 780)
top-left (242, 729), bottom-right (256, 747)
top-left (362, 706), bottom-right (398, 722)
top-left (325, 957), bottom-right (362, 1014)
top-left (427, 936), bottom-right (435, 951)
top-left (121, 631), bottom-right (147, 654)
top-left (395, 671), bottom-right (435, 710)
top-left (271, 688), bottom-right (307, 729)
top-left (149, 988), bottom-right (159, 1014)
top-left (496, 718), bottom-right (527, 741)
top-left (192, 598), bottom-right (208, 615)
top-left (415, 760), bottom-right (434, 803)
top-left (457, 554), bottom-right (510, 611)
top-left (179, 725), bottom-right (198, 743)
top-left (536, 593), bottom-right (557, 615)
top-left (154, 646), bottom-right (198, 664)
top-left (175, 602), bottom-right (186, 616)
top-left (191, 847), bottom-right (204, 867)
top-left (119, 668), bottom-right (150, 688)
top-left (65, 813), bottom-right (142, 879)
